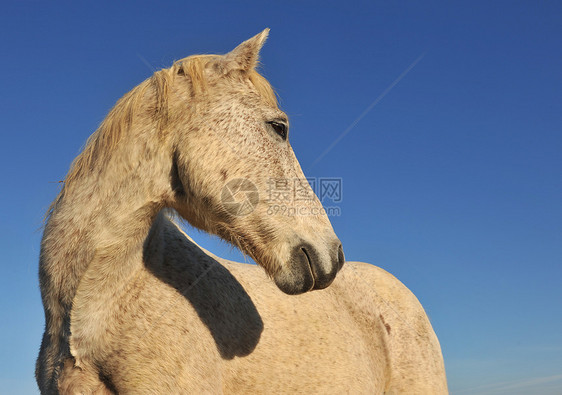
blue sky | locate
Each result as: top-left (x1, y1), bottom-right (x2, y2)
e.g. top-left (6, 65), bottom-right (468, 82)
top-left (1, 1), bottom-right (561, 393)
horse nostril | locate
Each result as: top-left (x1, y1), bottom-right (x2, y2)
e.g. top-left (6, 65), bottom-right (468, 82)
top-left (337, 244), bottom-right (345, 270)
top-left (301, 246), bottom-right (312, 268)
top-left (300, 246), bottom-right (314, 287)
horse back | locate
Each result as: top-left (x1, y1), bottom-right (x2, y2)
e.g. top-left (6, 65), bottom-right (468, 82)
top-left (336, 261), bottom-right (448, 394)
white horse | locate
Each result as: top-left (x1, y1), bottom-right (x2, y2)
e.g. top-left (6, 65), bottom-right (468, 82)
top-left (37, 30), bottom-right (447, 394)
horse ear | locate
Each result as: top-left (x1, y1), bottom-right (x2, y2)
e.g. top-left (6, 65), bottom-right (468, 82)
top-left (223, 28), bottom-right (269, 72)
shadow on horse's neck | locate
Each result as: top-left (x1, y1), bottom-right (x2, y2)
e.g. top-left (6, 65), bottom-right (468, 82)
top-left (44, 137), bottom-right (263, 360)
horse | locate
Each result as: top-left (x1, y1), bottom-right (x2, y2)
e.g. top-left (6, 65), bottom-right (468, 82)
top-left (36, 29), bottom-right (448, 394)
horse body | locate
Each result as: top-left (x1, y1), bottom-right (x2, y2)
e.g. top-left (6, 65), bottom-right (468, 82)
top-left (54, 215), bottom-right (445, 394)
top-left (37, 30), bottom-right (447, 393)
top-left (92, 215), bottom-right (390, 394)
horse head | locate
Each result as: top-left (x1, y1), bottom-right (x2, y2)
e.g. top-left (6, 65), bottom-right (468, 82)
top-left (164, 30), bottom-right (344, 294)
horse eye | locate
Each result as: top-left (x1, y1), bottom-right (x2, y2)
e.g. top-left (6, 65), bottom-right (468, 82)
top-left (267, 121), bottom-right (287, 140)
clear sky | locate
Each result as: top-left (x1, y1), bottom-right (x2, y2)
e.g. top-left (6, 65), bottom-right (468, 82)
top-left (1, 1), bottom-right (561, 393)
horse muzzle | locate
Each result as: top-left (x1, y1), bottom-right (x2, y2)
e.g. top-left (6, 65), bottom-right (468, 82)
top-left (273, 240), bottom-right (345, 295)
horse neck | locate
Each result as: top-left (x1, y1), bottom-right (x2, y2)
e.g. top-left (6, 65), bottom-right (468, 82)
top-left (39, 118), bottom-right (172, 347)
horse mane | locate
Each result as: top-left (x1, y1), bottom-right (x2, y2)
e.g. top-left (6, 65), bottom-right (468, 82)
top-left (46, 55), bottom-right (277, 219)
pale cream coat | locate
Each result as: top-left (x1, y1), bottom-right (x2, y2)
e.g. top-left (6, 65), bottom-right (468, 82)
top-left (36, 30), bottom-right (447, 394)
